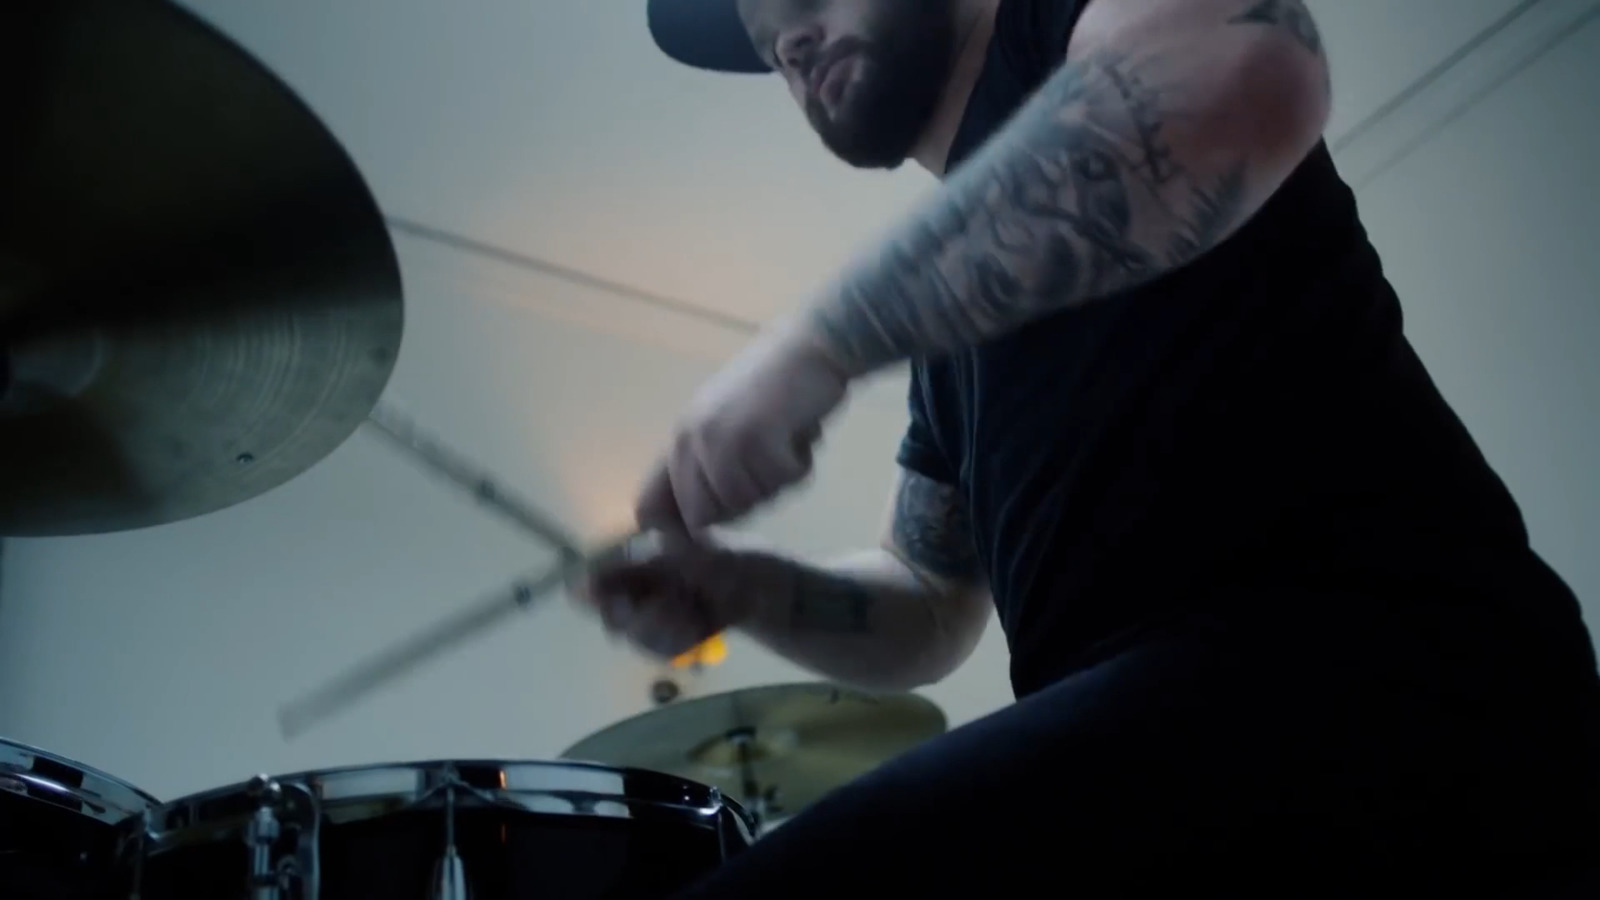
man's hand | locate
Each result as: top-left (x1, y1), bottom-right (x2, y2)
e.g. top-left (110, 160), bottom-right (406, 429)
top-left (636, 322), bottom-right (850, 530)
top-left (579, 532), bottom-right (788, 660)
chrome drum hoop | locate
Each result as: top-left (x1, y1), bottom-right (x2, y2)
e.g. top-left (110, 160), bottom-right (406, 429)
top-left (0, 736), bottom-right (158, 825)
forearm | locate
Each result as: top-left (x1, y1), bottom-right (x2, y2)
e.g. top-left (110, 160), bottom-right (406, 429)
top-left (804, 0), bottom-right (1331, 377)
top-left (738, 549), bottom-right (982, 693)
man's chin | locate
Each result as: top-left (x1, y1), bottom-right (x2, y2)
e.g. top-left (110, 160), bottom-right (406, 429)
top-left (838, 151), bottom-right (912, 171)
top-left (817, 123), bottom-right (918, 170)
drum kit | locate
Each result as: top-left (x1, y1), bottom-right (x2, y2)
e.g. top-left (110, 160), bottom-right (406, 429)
top-left (0, 2), bottom-right (948, 897)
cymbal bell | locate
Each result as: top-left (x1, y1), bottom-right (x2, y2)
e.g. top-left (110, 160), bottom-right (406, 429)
top-left (561, 683), bottom-right (946, 820)
top-left (0, 0), bottom-right (403, 536)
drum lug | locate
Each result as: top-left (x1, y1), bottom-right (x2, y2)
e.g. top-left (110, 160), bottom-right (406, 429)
top-left (246, 807), bottom-right (282, 899)
top-left (245, 776), bottom-right (286, 900)
top-left (244, 774), bottom-right (320, 900)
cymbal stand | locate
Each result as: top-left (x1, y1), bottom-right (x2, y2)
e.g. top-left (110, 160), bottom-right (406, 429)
top-left (727, 727), bottom-right (779, 832)
top-left (364, 403), bottom-right (582, 565)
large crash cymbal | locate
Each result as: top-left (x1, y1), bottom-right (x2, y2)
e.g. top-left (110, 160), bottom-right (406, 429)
top-left (561, 683), bottom-right (946, 821)
top-left (0, 0), bottom-right (403, 536)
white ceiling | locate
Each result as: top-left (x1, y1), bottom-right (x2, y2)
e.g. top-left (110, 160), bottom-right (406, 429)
top-left (2, 0), bottom-right (1598, 802)
top-left (180, 0), bottom-right (1533, 327)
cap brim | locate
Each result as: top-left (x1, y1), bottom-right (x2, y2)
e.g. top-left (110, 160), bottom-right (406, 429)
top-left (647, 0), bottom-right (770, 74)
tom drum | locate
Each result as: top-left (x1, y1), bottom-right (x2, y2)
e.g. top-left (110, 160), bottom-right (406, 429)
top-left (119, 758), bottom-right (756, 899)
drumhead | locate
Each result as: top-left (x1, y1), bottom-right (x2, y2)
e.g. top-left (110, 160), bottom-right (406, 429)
top-left (0, 737), bottom-right (157, 825)
top-left (137, 758), bottom-right (756, 853)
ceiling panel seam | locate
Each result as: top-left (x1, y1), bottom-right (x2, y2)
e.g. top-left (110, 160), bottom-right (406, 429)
top-left (1335, 0), bottom-right (1600, 190)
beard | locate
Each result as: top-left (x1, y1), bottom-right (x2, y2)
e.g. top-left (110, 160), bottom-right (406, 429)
top-left (804, 0), bottom-right (959, 170)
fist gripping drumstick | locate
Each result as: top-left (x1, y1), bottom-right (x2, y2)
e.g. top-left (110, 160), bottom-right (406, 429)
top-left (276, 403), bottom-right (651, 738)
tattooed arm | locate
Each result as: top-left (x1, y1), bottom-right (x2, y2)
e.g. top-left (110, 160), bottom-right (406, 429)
top-left (805, 0), bottom-right (1333, 376)
top-left (739, 469), bottom-right (991, 691)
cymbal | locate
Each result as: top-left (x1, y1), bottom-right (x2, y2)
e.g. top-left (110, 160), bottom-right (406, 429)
top-left (0, 0), bottom-right (403, 535)
top-left (561, 683), bottom-right (946, 819)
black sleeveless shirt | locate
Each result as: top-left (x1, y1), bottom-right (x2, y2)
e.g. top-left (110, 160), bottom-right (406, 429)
top-left (897, 0), bottom-right (1592, 696)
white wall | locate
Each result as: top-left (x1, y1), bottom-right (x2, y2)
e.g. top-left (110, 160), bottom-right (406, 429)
top-left (2, 2), bottom-right (1596, 808)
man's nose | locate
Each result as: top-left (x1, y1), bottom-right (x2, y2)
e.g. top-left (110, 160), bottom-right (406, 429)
top-left (776, 25), bottom-right (823, 72)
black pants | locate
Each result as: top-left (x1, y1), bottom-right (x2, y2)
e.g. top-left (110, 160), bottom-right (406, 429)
top-left (676, 598), bottom-right (1600, 897)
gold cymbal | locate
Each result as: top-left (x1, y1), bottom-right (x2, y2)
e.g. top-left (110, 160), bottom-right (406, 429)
top-left (0, 0), bottom-right (403, 536)
top-left (561, 683), bottom-right (946, 818)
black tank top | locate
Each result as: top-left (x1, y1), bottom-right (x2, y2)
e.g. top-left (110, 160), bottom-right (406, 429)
top-left (898, 0), bottom-right (1593, 696)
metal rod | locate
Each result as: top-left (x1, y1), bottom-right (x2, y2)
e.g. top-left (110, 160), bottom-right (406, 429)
top-left (365, 403), bottom-right (583, 562)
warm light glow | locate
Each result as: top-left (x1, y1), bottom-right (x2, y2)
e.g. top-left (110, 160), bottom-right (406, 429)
top-left (670, 633), bottom-right (729, 669)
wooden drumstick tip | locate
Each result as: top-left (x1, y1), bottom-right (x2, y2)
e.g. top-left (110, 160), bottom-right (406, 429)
top-left (277, 713), bottom-right (303, 740)
top-left (277, 703), bottom-right (317, 740)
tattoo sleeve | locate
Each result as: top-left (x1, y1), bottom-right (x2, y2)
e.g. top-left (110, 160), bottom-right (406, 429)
top-left (889, 471), bottom-right (981, 584)
top-left (808, 0), bottom-right (1329, 375)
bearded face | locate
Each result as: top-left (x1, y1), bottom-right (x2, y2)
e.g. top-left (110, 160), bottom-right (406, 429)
top-left (739, 0), bottom-right (961, 169)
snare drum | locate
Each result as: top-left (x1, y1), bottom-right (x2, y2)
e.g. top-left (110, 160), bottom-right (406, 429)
top-left (120, 759), bottom-right (755, 898)
top-left (0, 737), bottom-right (158, 899)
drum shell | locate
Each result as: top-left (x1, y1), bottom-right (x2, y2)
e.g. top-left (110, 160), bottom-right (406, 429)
top-left (0, 788), bottom-right (125, 898)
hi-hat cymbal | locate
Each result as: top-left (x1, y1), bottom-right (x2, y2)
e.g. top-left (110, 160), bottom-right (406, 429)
top-left (561, 683), bottom-right (946, 819)
top-left (0, 0), bottom-right (403, 536)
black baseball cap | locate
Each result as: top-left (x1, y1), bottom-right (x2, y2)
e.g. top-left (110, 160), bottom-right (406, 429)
top-left (648, 0), bottom-right (770, 73)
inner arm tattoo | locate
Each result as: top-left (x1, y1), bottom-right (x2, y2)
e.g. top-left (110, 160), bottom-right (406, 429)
top-left (809, 1), bottom-right (1327, 375)
top-left (791, 581), bottom-right (875, 634)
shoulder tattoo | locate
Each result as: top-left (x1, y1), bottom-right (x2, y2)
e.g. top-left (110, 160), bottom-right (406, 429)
top-left (892, 472), bottom-right (982, 582)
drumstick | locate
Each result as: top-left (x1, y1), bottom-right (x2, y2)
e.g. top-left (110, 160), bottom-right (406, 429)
top-left (276, 567), bottom-right (563, 739)
top-left (277, 533), bottom-right (650, 739)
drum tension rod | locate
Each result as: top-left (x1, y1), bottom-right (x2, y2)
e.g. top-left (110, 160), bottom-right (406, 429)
top-left (434, 785), bottom-right (468, 900)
